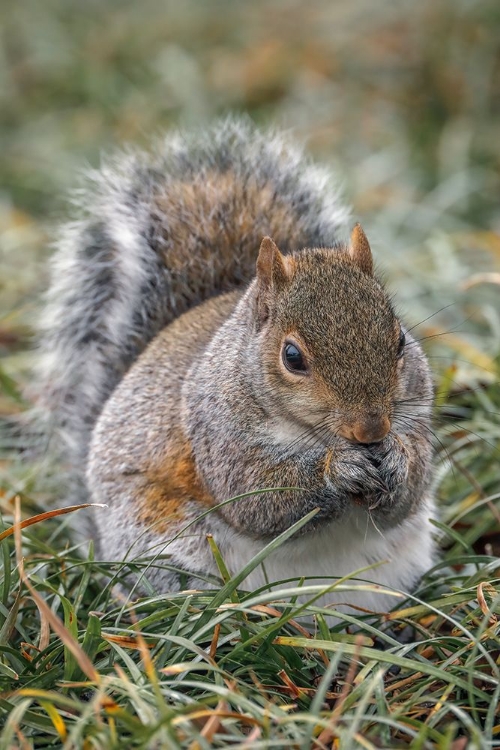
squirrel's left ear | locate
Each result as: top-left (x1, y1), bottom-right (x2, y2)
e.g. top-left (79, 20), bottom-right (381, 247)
top-left (255, 237), bottom-right (294, 325)
top-left (348, 223), bottom-right (373, 276)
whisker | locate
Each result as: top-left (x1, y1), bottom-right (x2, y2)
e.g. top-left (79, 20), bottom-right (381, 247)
top-left (393, 410), bottom-right (499, 497)
top-left (406, 312), bottom-right (477, 347)
top-left (393, 416), bottom-right (449, 453)
top-left (365, 508), bottom-right (385, 539)
top-left (285, 415), bottom-right (332, 452)
top-left (395, 380), bottom-right (494, 404)
top-left (437, 421), bottom-right (500, 457)
top-left (404, 303), bottom-right (458, 334)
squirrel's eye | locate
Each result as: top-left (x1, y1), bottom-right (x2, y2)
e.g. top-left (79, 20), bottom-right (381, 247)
top-left (397, 330), bottom-right (406, 359)
top-left (283, 342), bottom-right (308, 373)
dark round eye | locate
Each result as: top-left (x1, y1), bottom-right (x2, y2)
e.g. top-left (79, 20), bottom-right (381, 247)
top-left (397, 329), bottom-right (406, 359)
top-left (283, 342), bottom-right (308, 373)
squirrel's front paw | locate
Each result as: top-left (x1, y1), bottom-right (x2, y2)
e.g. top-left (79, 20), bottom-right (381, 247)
top-left (366, 435), bottom-right (410, 504)
top-left (325, 443), bottom-right (387, 499)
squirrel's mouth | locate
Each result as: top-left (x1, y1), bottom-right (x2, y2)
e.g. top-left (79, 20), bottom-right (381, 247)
top-left (350, 489), bottom-right (389, 511)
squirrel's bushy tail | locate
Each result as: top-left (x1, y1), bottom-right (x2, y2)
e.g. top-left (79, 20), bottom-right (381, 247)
top-left (37, 117), bottom-right (348, 498)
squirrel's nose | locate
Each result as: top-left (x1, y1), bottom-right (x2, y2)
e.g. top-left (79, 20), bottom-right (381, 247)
top-left (342, 413), bottom-right (391, 444)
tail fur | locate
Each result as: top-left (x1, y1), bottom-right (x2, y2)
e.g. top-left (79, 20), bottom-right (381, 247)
top-left (37, 117), bottom-right (349, 498)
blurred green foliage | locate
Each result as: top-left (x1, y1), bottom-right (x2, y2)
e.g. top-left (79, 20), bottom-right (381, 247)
top-left (2, 0), bottom-right (499, 209)
top-left (1, 0), bottom-right (500, 368)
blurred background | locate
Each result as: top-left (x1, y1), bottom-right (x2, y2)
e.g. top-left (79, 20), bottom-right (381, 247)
top-left (1, 0), bottom-right (499, 447)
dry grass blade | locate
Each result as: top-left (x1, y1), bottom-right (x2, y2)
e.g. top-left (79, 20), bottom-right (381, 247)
top-left (12, 496), bottom-right (100, 684)
top-left (188, 700), bottom-right (230, 749)
top-left (476, 582), bottom-right (498, 626)
top-left (0, 503), bottom-right (106, 542)
top-left (314, 636), bottom-right (363, 748)
top-left (461, 273), bottom-right (500, 289)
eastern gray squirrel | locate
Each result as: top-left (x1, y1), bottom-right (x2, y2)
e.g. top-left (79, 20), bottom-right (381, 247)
top-left (38, 118), bottom-right (435, 614)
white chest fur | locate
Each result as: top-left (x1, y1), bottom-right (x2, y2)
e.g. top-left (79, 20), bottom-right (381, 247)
top-left (216, 503), bottom-right (435, 617)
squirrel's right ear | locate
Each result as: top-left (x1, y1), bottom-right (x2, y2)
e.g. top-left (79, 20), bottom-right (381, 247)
top-left (255, 237), bottom-right (294, 325)
top-left (348, 223), bottom-right (373, 276)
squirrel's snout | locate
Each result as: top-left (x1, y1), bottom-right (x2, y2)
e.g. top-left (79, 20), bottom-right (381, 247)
top-left (340, 413), bottom-right (391, 444)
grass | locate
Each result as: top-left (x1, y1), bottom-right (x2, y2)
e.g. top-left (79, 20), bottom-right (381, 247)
top-left (1, 0), bottom-right (500, 747)
top-left (0, 467), bottom-right (499, 747)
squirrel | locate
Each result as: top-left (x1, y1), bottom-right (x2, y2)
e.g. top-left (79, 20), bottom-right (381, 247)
top-left (38, 117), bottom-right (436, 616)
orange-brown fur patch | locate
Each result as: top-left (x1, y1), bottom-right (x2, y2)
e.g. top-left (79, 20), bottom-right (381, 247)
top-left (137, 433), bottom-right (214, 535)
top-left (324, 448), bottom-right (334, 476)
top-left (155, 170), bottom-right (308, 269)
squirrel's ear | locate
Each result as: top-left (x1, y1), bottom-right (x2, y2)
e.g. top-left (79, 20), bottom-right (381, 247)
top-left (255, 237), bottom-right (293, 325)
top-left (348, 223), bottom-right (373, 276)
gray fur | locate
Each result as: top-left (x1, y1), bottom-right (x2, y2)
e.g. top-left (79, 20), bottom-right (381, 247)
top-left (37, 117), bottom-right (348, 503)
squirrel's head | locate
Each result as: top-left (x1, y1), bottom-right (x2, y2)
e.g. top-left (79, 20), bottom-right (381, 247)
top-left (251, 226), bottom-right (410, 445)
